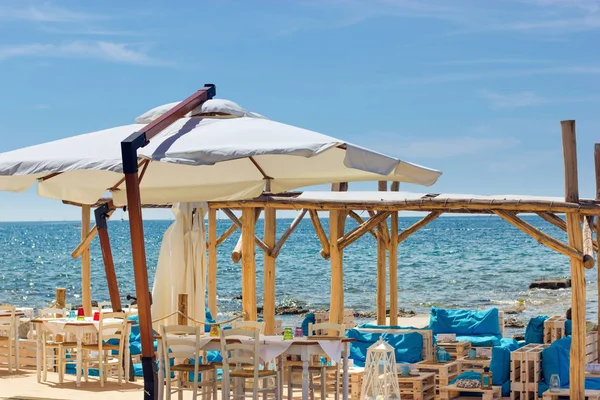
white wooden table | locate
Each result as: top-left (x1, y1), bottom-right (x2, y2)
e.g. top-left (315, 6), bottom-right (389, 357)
top-left (31, 317), bottom-right (130, 387)
top-left (155, 334), bottom-right (352, 400)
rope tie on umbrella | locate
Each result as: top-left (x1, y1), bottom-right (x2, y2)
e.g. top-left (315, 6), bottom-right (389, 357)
top-left (152, 311), bottom-right (247, 325)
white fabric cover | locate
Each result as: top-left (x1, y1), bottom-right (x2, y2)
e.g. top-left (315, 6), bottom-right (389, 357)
top-left (151, 203), bottom-right (207, 329)
top-left (0, 113), bottom-right (442, 205)
top-left (134, 99), bottom-right (264, 124)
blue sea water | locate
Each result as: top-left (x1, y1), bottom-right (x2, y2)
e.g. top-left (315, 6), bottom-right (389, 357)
top-left (0, 215), bottom-right (595, 334)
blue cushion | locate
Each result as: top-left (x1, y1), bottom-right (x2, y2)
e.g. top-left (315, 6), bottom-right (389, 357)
top-left (357, 323), bottom-right (427, 331)
top-left (566, 319), bottom-right (572, 336)
top-left (542, 336), bottom-right (571, 387)
top-left (302, 313), bottom-right (316, 337)
top-left (345, 329), bottom-right (423, 367)
top-left (525, 316), bottom-right (549, 344)
top-left (430, 307), bottom-right (501, 336)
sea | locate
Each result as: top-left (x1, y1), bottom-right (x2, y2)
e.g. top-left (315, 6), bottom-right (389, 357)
top-left (0, 215), bottom-right (595, 336)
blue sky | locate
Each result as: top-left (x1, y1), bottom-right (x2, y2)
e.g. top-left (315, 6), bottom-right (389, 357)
top-left (1, 0), bottom-right (600, 221)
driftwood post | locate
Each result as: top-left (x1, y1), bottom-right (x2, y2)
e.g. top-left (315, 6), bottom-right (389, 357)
top-left (242, 207), bottom-right (257, 321)
top-left (329, 182), bottom-right (347, 327)
top-left (389, 211), bottom-right (399, 326)
top-left (55, 288), bottom-right (66, 309)
top-left (377, 181), bottom-right (388, 325)
top-left (81, 205), bottom-right (92, 316)
top-left (208, 209), bottom-right (217, 318)
top-left (263, 207), bottom-right (277, 334)
top-left (178, 293), bottom-right (188, 326)
top-left (595, 143), bottom-right (600, 362)
top-left (562, 120), bottom-right (585, 400)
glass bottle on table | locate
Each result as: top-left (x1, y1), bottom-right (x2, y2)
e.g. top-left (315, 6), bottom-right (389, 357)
top-left (549, 374), bottom-right (560, 393)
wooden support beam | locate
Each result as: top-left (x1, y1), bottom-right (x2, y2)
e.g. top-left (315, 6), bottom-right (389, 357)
top-left (338, 211), bottom-right (391, 251)
top-left (178, 293), bottom-right (188, 325)
top-left (263, 208), bottom-right (277, 335)
top-left (398, 211), bottom-right (442, 244)
top-left (376, 216), bottom-right (387, 325)
top-left (538, 212), bottom-right (598, 252)
top-left (378, 181), bottom-right (387, 191)
top-left (389, 211), bottom-right (399, 326)
top-left (71, 206), bottom-right (116, 258)
top-left (348, 211), bottom-right (378, 240)
top-left (583, 216), bottom-right (595, 269)
top-left (271, 209), bottom-right (307, 258)
top-left (224, 208), bottom-right (269, 262)
top-left (242, 208), bottom-right (257, 321)
top-left (81, 205), bottom-right (92, 316)
top-left (55, 288), bottom-right (66, 309)
top-left (97, 222), bottom-right (122, 312)
top-left (329, 209), bottom-right (343, 327)
top-left (595, 143), bottom-right (600, 363)
top-left (369, 210), bottom-right (390, 247)
top-left (562, 120), bottom-right (585, 400)
top-left (494, 210), bottom-right (587, 262)
top-left (208, 209), bottom-right (217, 318)
top-left (390, 182), bottom-right (400, 192)
top-left (215, 223), bottom-right (237, 246)
top-left (310, 210), bottom-right (331, 260)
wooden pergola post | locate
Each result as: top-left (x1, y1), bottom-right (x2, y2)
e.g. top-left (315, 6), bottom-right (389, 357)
top-left (595, 143), bottom-right (600, 362)
top-left (389, 211), bottom-right (399, 326)
top-left (242, 207), bottom-right (257, 321)
top-left (329, 209), bottom-right (343, 326)
top-left (562, 120), bottom-right (585, 400)
top-left (81, 205), bottom-right (92, 316)
top-left (376, 181), bottom-right (387, 325)
top-left (263, 207), bottom-right (277, 334)
top-left (208, 208), bottom-right (217, 318)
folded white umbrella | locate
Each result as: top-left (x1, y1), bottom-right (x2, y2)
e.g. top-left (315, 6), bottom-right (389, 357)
top-left (0, 99), bottom-right (442, 205)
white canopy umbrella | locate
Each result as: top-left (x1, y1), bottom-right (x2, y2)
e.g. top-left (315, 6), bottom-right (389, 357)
top-left (0, 99), bottom-right (441, 205)
top-left (151, 202), bottom-right (207, 329)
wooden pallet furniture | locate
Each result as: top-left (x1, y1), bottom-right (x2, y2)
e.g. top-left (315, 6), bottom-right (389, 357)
top-left (544, 316), bottom-right (567, 344)
top-left (510, 343), bottom-right (548, 400)
top-left (587, 331), bottom-right (598, 363)
top-left (416, 360), bottom-right (460, 399)
top-left (542, 388), bottom-right (600, 399)
top-left (457, 356), bottom-right (492, 373)
top-left (348, 367), bottom-right (364, 400)
top-left (398, 371), bottom-right (436, 400)
top-left (437, 341), bottom-right (472, 361)
top-left (440, 384), bottom-right (501, 400)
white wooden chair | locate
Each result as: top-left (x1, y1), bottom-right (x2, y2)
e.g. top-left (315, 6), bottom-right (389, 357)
top-left (287, 322), bottom-right (346, 400)
top-left (0, 304), bottom-right (18, 373)
top-left (81, 311), bottom-right (128, 387)
top-left (39, 307), bottom-right (78, 383)
top-left (161, 324), bottom-right (217, 400)
top-left (220, 327), bottom-right (279, 399)
top-left (231, 320), bottom-right (265, 333)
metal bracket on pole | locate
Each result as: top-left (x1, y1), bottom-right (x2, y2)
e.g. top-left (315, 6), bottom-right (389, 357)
top-left (94, 202), bottom-right (112, 230)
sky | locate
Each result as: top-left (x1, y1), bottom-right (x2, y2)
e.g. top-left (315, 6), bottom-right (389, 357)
top-left (0, 0), bottom-right (600, 221)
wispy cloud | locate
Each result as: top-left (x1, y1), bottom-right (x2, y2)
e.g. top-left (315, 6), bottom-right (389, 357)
top-left (0, 41), bottom-right (169, 67)
top-left (479, 90), bottom-right (600, 109)
top-left (0, 4), bottom-right (99, 22)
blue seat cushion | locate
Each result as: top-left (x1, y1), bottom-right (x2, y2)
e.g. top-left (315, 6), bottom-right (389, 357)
top-left (430, 307), bottom-right (501, 336)
top-left (345, 329), bottom-right (423, 367)
top-left (525, 316), bottom-right (549, 344)
top-left (452, 334), bottom-right (502, 347)
top-left (357, 323), bottom-right (427, 331)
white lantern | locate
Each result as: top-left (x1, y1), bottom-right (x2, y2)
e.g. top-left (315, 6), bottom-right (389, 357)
top-left (360, 339), bottom-right (401, 400)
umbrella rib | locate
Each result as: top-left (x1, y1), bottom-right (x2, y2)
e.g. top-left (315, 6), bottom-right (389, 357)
top-left (108, 160), bottom-right (150, 192)
top-left (249, 156), bottom-right (272, 180)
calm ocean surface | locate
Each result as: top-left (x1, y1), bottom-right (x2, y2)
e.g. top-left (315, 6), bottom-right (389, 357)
top-left (0, 215), bottom-right (595, 334)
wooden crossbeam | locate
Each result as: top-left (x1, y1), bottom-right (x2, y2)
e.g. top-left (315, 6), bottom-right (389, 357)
top-left (271, 209), bottom-right (307, 258)
top-left (348, 211), bottom-right (379, 240)
top-left (215, 224), bottom-right (238, 246)
top-left (494, 210), bottom-right (591, 266)
top-left (71, 206), bottom-right (116, 258)
top-left (369, 210), bottom-right (390, 247)
top-left (222, 208), bottom-right (271, 256)
top-left (537, 212), bottom-right (598, 252)
top-left (310, 210), bottom-right (331, 260)
top-left (339, 211), bottom-right (391, 250)
top-left (397, 211), bottom-right (442, 244)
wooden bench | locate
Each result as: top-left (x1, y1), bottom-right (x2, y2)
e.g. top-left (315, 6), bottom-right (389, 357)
top-left (416, 360), bottom-right (460, 398)
top-left (542, 388), bottom-right (600, 399)
top-left (440, 384), bottom-right (501, 400)
top-left (398, 371), bottom-right (436, 400)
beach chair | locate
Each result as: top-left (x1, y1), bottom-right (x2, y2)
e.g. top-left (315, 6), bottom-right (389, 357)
top-left (287, 322), bottom-right (346, 400)
top-left (39, 307), bottom-right (78, 383)
top-left (81, 311), bottom-right (128, 387)
top-left (161, 324), bottom-right (217, 400)
top-left (0, 304), bottom-right (18, 373)
top-left (220, 326), bottom-right (279, 400)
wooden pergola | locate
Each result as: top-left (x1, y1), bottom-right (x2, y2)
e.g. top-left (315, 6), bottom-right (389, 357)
top-left (66, 120), bottom-right (599, 399)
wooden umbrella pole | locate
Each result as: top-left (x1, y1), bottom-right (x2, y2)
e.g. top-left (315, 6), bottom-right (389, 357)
top-left (208, 209), bottom-right (217, 318)
top-left (263, 207), bottom-right (277, 334)
top-left (562, 120), bottom-right (585, 400)
top-left (94, 203), bottom-right (122, 312)
top-left (595, 143), bottom-right (600, 362)
top-left (120, 84), bottom-right (216, 400)
top-left (81, 205), bottom-right (92, 316)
